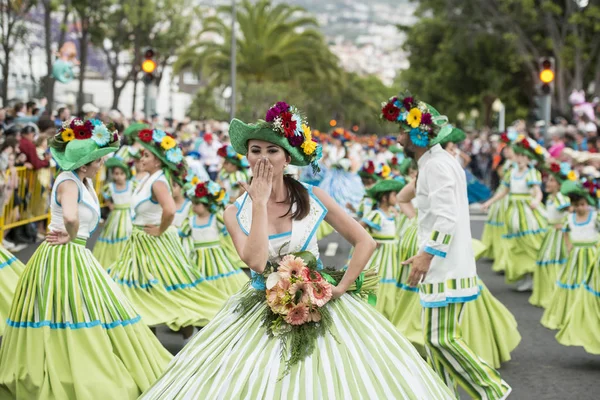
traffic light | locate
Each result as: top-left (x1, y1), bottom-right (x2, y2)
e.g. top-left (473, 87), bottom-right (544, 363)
top-left (142, 48), bottom-right (157, 83)
top-left (538, 57), bottom-right (555, 95)
top-left (329, 119), bottom-right (337, 127)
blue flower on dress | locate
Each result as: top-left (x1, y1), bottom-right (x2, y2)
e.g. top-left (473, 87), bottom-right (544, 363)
top-left (91, 125), bottom-right (111, 146)
top-left (410, 128), bottom-right (429, 147)
top-left (152, 129), bottom-right (166, 143)
top-left (165, 147), bottom-right (183, 163)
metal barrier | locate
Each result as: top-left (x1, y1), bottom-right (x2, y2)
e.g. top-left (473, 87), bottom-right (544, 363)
top-left (0, 167), bottom-right (106, 238)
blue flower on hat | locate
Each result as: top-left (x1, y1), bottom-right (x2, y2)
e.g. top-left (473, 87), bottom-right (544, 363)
top-left (507, 128), bottom-right (518, 142)
top-left (152, 129), bottom-right (166, 143)
top-left (207, 181), bottom-right (221, 196)
top-left (91, 124), bottom-right (111, 146)
top-left (315, 145), bottom-right (323, 161)
top-left (226, 146), bottom-right (237, 158)
top-left (394, 175), bottom-right (406, 185)
top-left (166, 147), bottom-right (183, 163)
top-left (292, 114), bottom-right (303, 136)
top-left (560, 162), bottom-right (572, 176)
top-left (239, 156), bottom-right (250, 168)
top-left (90, 118), bottom-right (103, 127)
top-left (397, 112), bottom-right (408, 122)
top-left (410, 128), bottom-right (429, 147)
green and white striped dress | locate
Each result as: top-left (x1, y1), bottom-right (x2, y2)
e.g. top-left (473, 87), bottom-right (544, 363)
top-left (542, 209), bottom-right (599, 330)
top-left (139, 186), bottom-right (455, 400)
top-left (0, 246), bottom-right (25, 336)
top-left (531, 192), bottom-right (570, 308)
top-left (93, 180), bottom-right (136, 268)
top-left (172, 198), bottom-right (193, 259)
top-left (217, 169), bottom-right (249, 202)
top-left (0, 171), bottom-right (172, 399)
top-left (499, 166), bottom-right (548, 283)
top-left (481, 162), bottom-right (511, 265)
top-left (180, 211), bottom-right (248, 296)
top-left (362, 209), bottom-right (403, 320)
top-left (108, 170), bottom-right (231, 330)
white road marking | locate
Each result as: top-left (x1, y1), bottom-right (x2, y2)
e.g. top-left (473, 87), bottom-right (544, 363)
top-left (324, 242), bottom-right (339, 257)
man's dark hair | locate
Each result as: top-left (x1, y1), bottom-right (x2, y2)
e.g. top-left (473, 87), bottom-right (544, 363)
top-left (37, 117), bottom-right (55, 132)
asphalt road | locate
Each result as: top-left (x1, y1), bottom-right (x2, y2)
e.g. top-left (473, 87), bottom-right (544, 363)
top-left (13, 218), bottom-right (600, 399)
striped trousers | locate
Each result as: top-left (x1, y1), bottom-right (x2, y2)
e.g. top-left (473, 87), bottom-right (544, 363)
top-left (422, 303), bottom-right (512, 400)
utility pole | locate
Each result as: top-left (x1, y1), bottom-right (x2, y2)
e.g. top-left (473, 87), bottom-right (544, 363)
top-left (230, 0), bottom-right (237, 121)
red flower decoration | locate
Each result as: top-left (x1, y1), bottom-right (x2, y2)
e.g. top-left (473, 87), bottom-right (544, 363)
top-left (217, 145), bottom-right (228, 158)
top-left (195, 183), bottom-right (208, 198)
top-left (421, 113), bottom-right (432, 125)
top-left (550, 163), bottom-right (560, 173)
top-left (500, 133), bottom-right (509, 143)
top-left (365, 161), bottom-right (375, 174)
top-left (382, 102), bottom-right (400, 122)
top-left (281, 112), bottom-right (297, 138)
top-left (73, 124), bottom-right (92, 139)
top-left (288, 135), bottom-right (304, 147)
top-left (402, 97), bottom-right (414, 111)
top-left (391, 157), bottom-right (398, 165)
top-left (139, 129), bottom-right (153, 143)
top-left (521, 139), bottom-right (530, 149)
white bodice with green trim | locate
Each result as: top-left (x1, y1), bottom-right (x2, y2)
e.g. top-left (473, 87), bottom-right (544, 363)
top-left (49, 171), bottom-right (100, 239)
top-left (131, 170), bottom-right (170, 225)
top-left (190, 213), bottom-right (221, 245)
top-left (107, 181), bottom-right (134, 206)
top-left (172, 199), bottom-right (191, 229)
top-left (567, 210), bottom-right (599, 243)
top-left (234, 184), bottom-right (327, 264)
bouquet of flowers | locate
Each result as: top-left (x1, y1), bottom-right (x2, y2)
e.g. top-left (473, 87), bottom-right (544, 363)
top-left (236, 251), bottom-right (378, 374)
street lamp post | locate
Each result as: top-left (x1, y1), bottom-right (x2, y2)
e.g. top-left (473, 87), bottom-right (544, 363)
top-left (492, 99), bottom-right (505, 132)
top-left (230, 0), bottom-right (237, 121)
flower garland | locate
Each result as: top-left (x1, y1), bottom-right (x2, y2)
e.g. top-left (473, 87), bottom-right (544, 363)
top-left (184, 176), bottom-right (229, 213)
top-left (138, 128), bottom-right (184, 164)
top-left (512, 135), bottom-right (546, 162)
top-left (217, 144), bottom-right (249, 168)
top-left (263, 102), bottom-right (321, 171)
top-left (58, 117), bottom-right (119, 148)
top-left (235, 251), bottom-right (378, 375)
top-left (360, 160), bottom-right (391, 179)
top-left (380, 91), bottom-right (440, 148)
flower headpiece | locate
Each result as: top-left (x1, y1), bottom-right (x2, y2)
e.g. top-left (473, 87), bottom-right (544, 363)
top-left (58, 118), bottom-right (119, 148)
top-left (184, 176), bottom-right (229, 213)
top-left (217, 144), bottom-right (249, 168)
top-left (511, 135), bottom-right (546, 163)
top-left (545, 161), bottom-right (577, 183)
top-left (358, 160), bottom-right (391, 181)
top-left (380, 90), bottom-right (448, 147)
top-left (260, 101), bottom-right (322, 171)
top-left (136, 128), bottom-right (184, 169)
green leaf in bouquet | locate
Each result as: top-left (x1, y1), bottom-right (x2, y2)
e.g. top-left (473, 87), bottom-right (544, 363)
top-left (293, 251), bottom-right (318, 269)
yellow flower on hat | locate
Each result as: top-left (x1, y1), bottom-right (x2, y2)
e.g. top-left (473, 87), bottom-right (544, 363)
top-left (596, 190), bottom-right (600, 198)
top-left (191, 176), bottom-right (199, 185)
top-left (216, 189), bottom-right (226, 202)
top-left (161, 136), bottom-right (176, 150)
top-left (61, 128), bottom-right (75, 142)
top-left (237, 154), bottom-right (244, 160)
top-left (302, 124), bottom-right (312, 142)
top-left (381, 164), bottom-right (391, 178)
top-left (407, 108), bottom-right (422, 128)
top-left (301, 139), bottom-right (317, 155)
top-left (567, 171), bottom-right (577, 181)
top-left (517, 134), bottom-right (525, 141)
top-left (534, 146), bottom-right (543, 155)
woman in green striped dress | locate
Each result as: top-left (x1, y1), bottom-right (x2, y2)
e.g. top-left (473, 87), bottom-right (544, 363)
top-left (361, 179), bottom-right (406, 320)
top-left (482, 137), bottom-right (548, 290)
top-left (108, 128), bottom-right (230, 342)
top-left (0, 119), bottom-right (172, 399)
top-left (93, 157), bottom-right (136, 268)
top-left (171, 175), bottom-right (194, 259)
top-left (179, 178), bottom-right (248, 296)
top-left (531, 167), bottom-right (570, 308)
top-left (542, 181), bottom-right (599, 330)
top-left (0, 246), bottom-right (26, 336)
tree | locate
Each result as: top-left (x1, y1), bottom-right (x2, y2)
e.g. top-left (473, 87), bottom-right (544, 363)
top-left (0, 0), bottom-right (36, 106)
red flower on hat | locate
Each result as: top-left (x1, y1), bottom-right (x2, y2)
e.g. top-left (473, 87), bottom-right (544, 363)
top-left (195, 183), bottom-right (208, 198)
top-left (217, 145), bottom-right (228, 158)
top-left (391, 157), bottom-right (398, 165)
top-left (521, 139), bottom-right (530, 149)
top-left (73, 124), bottom-right (92, 140)
top-left (500, 133), bottom-right (509, 143)
top-left (550, 163), bottom-right (560, 173)
top-left (382, 102), bottom-right (400, 122)
top-left (365, 161), bottom-right (375, 174)
top-left (281, 112), bottom-right (297, 138)
top-left (139, 129), bottom-right (153, 142)
top-left (421, 112), bottom-right (432, 125)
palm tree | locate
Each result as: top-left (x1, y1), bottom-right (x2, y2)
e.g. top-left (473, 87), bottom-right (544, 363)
top-left (174, 0), bottom-right (339, 87)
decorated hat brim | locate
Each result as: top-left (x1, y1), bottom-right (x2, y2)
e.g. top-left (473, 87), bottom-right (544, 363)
top-left (358, 170), bottom-right (383, 181)
top-left (560, 180), bottom-right (594, 205)
top-left (123, 123), bottom-right (150, 138)
top-left (512, 144), bottom-right (543, 161)
top-left (105, 157), bottom-right (132, 179)
top-left (136, 138), bottom-right (179, 171)
top-left (433, 125), bottom-right (466, 146)
top-left (51, 144), bottom-right (118, 171)
top-left (366, 179), bottom-right (406, 198)
top-left (229, 119), bottom-right (310, 167)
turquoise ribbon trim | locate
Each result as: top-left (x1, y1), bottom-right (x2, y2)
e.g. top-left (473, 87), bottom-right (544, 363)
top-left (361, 218), bottom-right (381, 231)
top-left (108, 272), bottom-right (159, 289)
top-left (424, 246), bottom-right (447, 258)
top-left (502, 228), bottom-right (547, 239)
top-left (97, 236), bottom-right (130, 244)
top-left (584, 284), bottom-right (600, 297)
top-left (0, 256), bottom-right (18, 269)
top-left (204, 269), bottom-right (244, 281)
top-left (420, 291), bottom-right (480, 308)
top-left (536, 258), bottom-right (568, 266)
top-left (251, 271), bottom-right (266, 290)
top-left (485, 221), bottom-right (504, 227)
top-left (165, 277), bottom-right (206, 291)
top-left (380, 278), bottom-right (419, 292)
top-left (556, 280), bottom-right (580, 290)
top-left (6, 315), bottom-right (142, 330)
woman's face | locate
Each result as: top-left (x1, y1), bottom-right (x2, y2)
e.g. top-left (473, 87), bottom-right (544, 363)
top-left (246, 140), bottom-right (290, 177)
top-left (140, 149), bottom-right (161, 173)
top-left (84, 158), bottom-right (104, 178)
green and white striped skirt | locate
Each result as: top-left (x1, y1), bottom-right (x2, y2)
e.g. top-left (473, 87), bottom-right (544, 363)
top-left (481, 194), bottom-right (508, 261)
top-left (542, 243), bottom-right (596, 330)
top-left (502, 195), bottom-right (547, 283)
top-left (192, 241), bottom-right (249, 296)
top-left (531, 226), bottom-right (567, 308)
top-left (139, 287), bottom-right (455, 400)
top-left (556, 255), bottom-right (600, 354)
top-left (0, 239), bottom-right (172, 399)
top-left (93, 205), bottom-right (133, 268)
top-left (367, 236), bottom-right (402, 319)
top-left (0, 246), bottom-right (25, 336)
top-left (316, 220), bottom-right (335, 240)
top-left (220, 233), bottom-right (246, 269)
top-left (108, 226), bottom-right (230, 330)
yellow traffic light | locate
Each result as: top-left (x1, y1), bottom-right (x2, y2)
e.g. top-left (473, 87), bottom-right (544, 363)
top-left (142, 59), bottom-right (157, 74)
top-left (540, 69), bottom-right (554, 84)
top-left (329, 119), bottom-right (337, 127)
